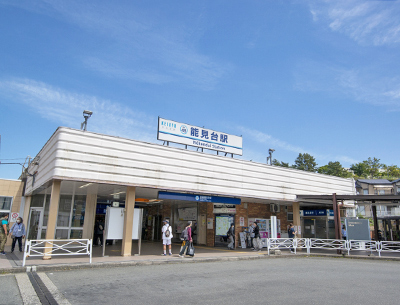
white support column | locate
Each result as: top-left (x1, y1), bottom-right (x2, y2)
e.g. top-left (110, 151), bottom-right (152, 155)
top-left (43, 180), bottom-right (61, 260)
top-left (121, 186), bottom-right (136, 257)
top-left (82, 184), bottom-right (98, 240)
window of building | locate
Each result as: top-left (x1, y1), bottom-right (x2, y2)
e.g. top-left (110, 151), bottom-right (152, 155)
top-left (55, 194), bottom-right (86, 239)
top-left (0, 196), bottom-right (13, 214)
top-left (357, 205), bottom-right (366, 216)
top-left (363, 189), bottom-right (369, 195)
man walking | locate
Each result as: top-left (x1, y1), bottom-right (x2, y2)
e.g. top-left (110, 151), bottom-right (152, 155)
top-left (252, 222), bottom-right (261, 251)
top-left (161, 219), bottom-right (173, 256)
top-left (227, 223), bottom-right (235, 250)
top-left (288, 223), bottom-right (297, 253)
top-left (0, 213), bottom-right (9, 255)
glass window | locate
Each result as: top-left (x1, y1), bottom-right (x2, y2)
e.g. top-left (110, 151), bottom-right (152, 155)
top-left (363, 189), bottom-right (369, 195)
top-left (357, 206), bottom-right (366, 216)
top-left (287, 212), bottom-right (293, 222)
top-left (70, 229), bottom-right (83, 239)
top-left (42, 195), bottom-right (51, 227)
top-left (31, 195), bottom-right (45, 207)
top-left (379, 190), bottom-right (385, 195)
top-left (55, 229), bottom-right (69, 239)
top-left (41, 229), bottom-right (47, 239)
top-left (0, 196), bottom-right (12, 211)
top-left (71, 195), bottom-right (86, 228)
top-left (57, 195), bottom-right (72, 227)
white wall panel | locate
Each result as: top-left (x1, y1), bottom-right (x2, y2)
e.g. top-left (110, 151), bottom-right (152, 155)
top-left (25, 127), bottom-right (355, 201)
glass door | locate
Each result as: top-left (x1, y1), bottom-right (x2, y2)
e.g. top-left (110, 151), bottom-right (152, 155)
top-left (27, 208), bottom-right (44, 240)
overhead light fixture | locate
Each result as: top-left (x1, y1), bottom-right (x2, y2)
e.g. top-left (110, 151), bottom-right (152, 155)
top-left (110, 191), bottom-right (126, 196)
top-left (79, 183), bottom-right (93, 189)
top-left (81, 110), bottom-right (93, 131)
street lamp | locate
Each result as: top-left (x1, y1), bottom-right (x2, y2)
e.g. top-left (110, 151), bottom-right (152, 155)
top-left (267, 148), bottom-right (275, 165)
top-left (81, 110), bottom-right (93, 131)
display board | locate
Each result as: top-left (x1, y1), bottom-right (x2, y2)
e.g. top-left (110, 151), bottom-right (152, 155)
top-left (104, 207), bottom-right (143, 240)
top-left (215, 216), bottom-right (234, 236)
top-left (346, 219), bottom-right (370, 240)
top-left (178, 207), bottom-right (197, 220)
top-left (158, 117), bottom-right (243, 155)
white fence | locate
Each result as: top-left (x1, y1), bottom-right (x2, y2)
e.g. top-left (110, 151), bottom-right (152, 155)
top-left (267, 238), bottom-right (400, 257)
top-left (23, 239), bottom-right (92, 267)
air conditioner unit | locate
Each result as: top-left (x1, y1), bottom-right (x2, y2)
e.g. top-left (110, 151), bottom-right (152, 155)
top-left (270, 203), bottom-right (280, 213)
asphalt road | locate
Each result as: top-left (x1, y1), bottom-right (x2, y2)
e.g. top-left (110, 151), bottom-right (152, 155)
top-left (42, 257), bottom-right (398, 305)
top-left (0, 274), bottom-right (23, 305)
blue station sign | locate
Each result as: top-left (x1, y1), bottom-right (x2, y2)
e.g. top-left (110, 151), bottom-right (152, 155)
top-left (158, 191), bottom-right (241, 205)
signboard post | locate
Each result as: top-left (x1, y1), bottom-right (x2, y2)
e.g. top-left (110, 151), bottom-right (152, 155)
top-left (157, 117), bottom-right (243, 156)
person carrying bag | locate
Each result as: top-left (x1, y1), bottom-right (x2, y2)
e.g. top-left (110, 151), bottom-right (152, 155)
top-left (179, 221), bottom-right (193, 258)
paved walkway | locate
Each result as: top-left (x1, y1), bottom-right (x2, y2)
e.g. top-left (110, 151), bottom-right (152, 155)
top-left (1, 240), bottom-right (399, 274)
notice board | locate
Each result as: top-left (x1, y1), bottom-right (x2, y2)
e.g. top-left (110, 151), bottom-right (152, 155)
top-left (346, 219), bottom-right (370, 240)
top-left (104, 207), bottom-right (143, 240)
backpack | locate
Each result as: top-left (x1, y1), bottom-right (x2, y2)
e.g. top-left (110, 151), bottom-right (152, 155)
top-left (180, 227), bottom-right (188, 241)
top-left (165, 226), bottom-right (171, 238)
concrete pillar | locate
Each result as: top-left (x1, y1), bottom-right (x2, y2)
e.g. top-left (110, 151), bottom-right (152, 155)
top-left (43, 180), bottom-right (61, 260)
top-left (121, 186), bottom-right (136, 257)
top-left (23, 196), bottom-right (32, 226)
top-left (292, 202), bottom-right (301, 238)
top-left (82, 185), bottom-right (98, 240)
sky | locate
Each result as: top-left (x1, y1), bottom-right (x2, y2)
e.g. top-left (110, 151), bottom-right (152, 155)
top-left (1, 0), bottom-right (400, 179)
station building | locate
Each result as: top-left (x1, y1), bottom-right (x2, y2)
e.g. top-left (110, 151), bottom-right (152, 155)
top-left (4, 127), bottom-right (356, 256)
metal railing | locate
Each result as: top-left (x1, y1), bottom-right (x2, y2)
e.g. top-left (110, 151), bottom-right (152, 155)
top-left (308, 238), bottom-right (346, 254)
top-left (347, 240), bottom-right (378, 256)
top-left (267, 238), bottom-right (400, 258)
top-left (23, 239), bottom-right (92, 267)
top-left (378, 241), bottom-right (400, 257)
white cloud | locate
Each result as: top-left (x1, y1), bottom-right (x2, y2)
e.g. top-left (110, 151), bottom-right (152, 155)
top-left (1, 0), bottom-right (231, 90)
top-left (0, 78), bottom-right (156, 142)
top-left (310, 0), bottom-right (400, 46)
top-left (293, 60), bottom-right (400, 110)
top-left (236, 125), bottom-right (358, 166)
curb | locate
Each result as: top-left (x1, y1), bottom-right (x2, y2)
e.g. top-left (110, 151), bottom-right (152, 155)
top-left (2, 253), bottom-right (399, 274)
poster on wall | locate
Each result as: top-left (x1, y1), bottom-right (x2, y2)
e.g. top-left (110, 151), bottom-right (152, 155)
top-left (240, 217), bottom-right (245, 226)
top-left (215, 216), bottom-right (234, 235)
top-left (178, 207), bottom-right (197, 220)
top-left (239, 232), bottom-right (246, 248)
top-left (207, 218), bottom-right (213, 229)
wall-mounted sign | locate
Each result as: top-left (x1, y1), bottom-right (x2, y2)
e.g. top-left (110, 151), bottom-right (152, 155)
top-left (158, 191), bottom-right (241, 205)
top-left (301, 209), bottom-right (333, 217)
top-left (207, 218), bottom-right (213, 229)
top-left (213, 204), bottom-right (237, 214)
top-left (157, 117), bottom-right (243, 155)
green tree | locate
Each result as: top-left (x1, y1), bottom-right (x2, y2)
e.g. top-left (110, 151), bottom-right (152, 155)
top-left (292, 153), bottom-right (317, 172)
top-left (272, 159), bottom-right (289, 167)
top-left (317, 161), bottom-right (352, 178)
top-left (350, 157), bottom-right (382, 178)
top-left (381, 164), bottom-right (400, 180)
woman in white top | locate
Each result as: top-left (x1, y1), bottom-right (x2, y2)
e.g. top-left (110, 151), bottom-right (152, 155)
top-left (161, 219), bottom-right (173, 256)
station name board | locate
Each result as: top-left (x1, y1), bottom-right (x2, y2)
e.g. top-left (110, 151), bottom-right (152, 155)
top-left (157, 117), bottom-right (243, 155)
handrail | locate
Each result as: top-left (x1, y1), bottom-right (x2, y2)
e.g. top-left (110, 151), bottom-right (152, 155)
top-left (23, 239), bottom-right (92, 267)
top-left (267, 238), bottom-right (400, 258)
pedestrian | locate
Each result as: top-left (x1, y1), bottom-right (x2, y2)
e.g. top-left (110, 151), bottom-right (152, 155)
top-left (342, 225), bottom-right (347, 240)
top-left (9, 217), bottom-right (26, 253)
top-left (252, 222), bottom-right (261, 251)
top-left (227, 223), bottom-right (235, 250)
top-left (248, 223), bottom-right (255, 249)
top-left (94, 218), bottom-right (104, 246)
top-left (288, 223), bottom-right (297, 253)
top-left (0, 213), bottom-right (9, 255)
top-left (179, 221), bottom-right (192, 258)
top-left (161, 219), bottom-right (173, 256)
